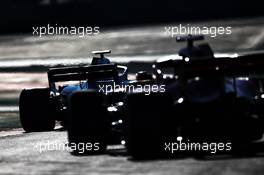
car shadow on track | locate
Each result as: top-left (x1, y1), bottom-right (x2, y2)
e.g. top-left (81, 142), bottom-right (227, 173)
top-left (124, 141), bottom-right (264, 162)
top-left (68, 140), bottom-right (264, 162)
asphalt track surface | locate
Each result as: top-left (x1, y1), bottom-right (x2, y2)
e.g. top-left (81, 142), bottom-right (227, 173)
top-left (0, 126), bottom-right (264, 175)
top-left (1, 17), bottom-right (264, 174)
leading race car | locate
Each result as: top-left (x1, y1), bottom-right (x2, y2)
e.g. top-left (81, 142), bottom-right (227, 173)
top-left (19, 50), bottom-right (128, 133)
top-left (19, 49), bottom-right (155, 154)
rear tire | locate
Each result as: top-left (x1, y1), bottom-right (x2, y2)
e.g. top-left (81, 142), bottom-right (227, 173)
top-left (19, 88), bottom-right (56, 132)
top-left (125, 92), bottom-right (173, 159)
top-left (68, 90), bottom-right (109, 155)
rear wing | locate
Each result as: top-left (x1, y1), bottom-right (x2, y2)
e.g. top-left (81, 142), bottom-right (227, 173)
top-left (155, 52), bottom-right (264, 78)
top-left (48, 64), bottom-right (121, 90)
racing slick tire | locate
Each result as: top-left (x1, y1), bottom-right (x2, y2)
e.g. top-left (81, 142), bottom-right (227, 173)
top-left (19, 88), bottom-right (56, 132)
top-left (68, 90), bottom-right (109, 155)
top-left (125, 92), bottom-right (173, 160)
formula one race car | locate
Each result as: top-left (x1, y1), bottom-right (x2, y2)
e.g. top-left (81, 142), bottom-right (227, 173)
top-left (19, 50), bottom-right (128, 134)
top-left (19, 49), bottom-right (155, 154)
top-left (19, 35), bottom-right (264, 159)
top-left (64, 35), bottom-right (264, 158)
top-left (126, 35), bottom-right (264, 159)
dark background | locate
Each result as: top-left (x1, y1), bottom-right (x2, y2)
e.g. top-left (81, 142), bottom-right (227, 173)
top-left (1, 0), bottom-right (263, 33)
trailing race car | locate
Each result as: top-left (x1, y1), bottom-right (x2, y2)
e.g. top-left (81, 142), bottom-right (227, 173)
top-left (126, 35), bottom-right (264, 159)
top-left (65, 35), bottom-right (264, 158)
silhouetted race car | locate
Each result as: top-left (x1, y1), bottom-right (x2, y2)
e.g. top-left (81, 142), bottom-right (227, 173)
top-left (126, 35), bottom-right (264, 159)
top-left (19, 36), bottom-right (264, 159)
top-left (19, 49), bottom-right (155, 154)
top-left (64, 35), bottom-right (264, 158)
top-left (19, 50), bottom-right (128, 133)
